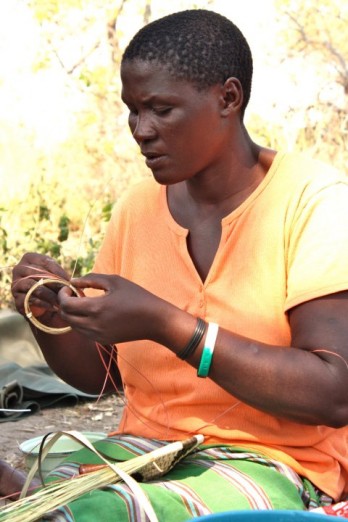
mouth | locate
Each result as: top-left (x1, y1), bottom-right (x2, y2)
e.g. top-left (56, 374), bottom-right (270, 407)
top-left (142, 152), bottom-right (166, 169)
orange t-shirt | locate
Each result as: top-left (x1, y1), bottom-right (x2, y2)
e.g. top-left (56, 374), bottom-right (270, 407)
top-left (93, 152), bottom-right (348, 500)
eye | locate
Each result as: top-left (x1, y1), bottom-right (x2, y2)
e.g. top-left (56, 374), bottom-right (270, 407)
top-left (127, 106), bottom-right (138, 124)
top-left (127, 110), bottom-right (138, 130)
top-left (128, 106), bottom-right (138, 116)
top-left (152, 106), bottom-right (172, 116)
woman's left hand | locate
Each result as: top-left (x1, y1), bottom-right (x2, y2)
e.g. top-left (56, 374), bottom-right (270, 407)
top-left (57, 272), bottom-right (166, 345)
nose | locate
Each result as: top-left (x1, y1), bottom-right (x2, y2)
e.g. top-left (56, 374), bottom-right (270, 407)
top-left (130, 112), bottom-right (156, 143)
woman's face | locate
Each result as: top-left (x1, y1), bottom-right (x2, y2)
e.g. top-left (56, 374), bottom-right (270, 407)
top-left (120, 59), bottom-right (229, 185)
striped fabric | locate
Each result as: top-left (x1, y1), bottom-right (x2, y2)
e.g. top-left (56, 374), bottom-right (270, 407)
top-left (42, 435), bottom-right (332, 522)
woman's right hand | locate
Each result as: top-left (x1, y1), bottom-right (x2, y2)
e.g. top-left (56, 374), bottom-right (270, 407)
top-left (11, 255), bottom-right (117, 395)
top-left (11, 253), bottom-right (70, 318)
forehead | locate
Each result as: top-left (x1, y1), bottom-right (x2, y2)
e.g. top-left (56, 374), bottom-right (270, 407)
top-left (120, 59), bottom-right (199, 102)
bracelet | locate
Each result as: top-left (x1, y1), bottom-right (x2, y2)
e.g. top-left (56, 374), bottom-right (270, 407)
top-left (197, 322), bottom-right (219, 377)
top-left (177, 318), bottom-right (207, 360)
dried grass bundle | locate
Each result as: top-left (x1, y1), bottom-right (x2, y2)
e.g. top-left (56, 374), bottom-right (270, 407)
top-left (23, 277), bottom-right (81, 335)
top-left (0, 431), bottom-right (203, 522)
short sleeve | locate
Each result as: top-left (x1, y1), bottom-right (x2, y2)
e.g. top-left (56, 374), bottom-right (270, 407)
top-left (285, 181), bottom-right (348, 311)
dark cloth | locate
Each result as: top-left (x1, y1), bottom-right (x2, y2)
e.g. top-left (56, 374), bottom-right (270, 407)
top-left (0, 362), bottom-right (97, 422)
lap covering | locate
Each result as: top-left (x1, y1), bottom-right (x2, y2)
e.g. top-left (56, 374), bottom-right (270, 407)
top-left (42, 435), bottom-right (331, 522)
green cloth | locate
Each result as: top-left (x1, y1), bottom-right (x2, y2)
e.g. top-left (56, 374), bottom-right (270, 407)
top-left (40, 435), bottom-right (330, 521)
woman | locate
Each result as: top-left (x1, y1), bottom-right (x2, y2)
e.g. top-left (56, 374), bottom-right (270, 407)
top-left (6, 8), bottom-right (348, 520)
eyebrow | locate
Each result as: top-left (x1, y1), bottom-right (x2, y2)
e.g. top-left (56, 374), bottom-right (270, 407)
top-left (121, 91), bottom-right (181, 108)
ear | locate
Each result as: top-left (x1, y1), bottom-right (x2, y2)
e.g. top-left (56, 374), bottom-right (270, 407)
top-left (220, 77), bottom-right (244, 116)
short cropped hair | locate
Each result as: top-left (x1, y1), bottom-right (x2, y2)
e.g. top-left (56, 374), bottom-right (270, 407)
top-left (122, 9), bottom-right (253, 114)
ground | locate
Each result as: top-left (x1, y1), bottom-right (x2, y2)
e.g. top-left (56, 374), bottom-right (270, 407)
top-left (0, 310), bottom-right (125, 473)
top-left (1, 394), bottom-right (124, 471)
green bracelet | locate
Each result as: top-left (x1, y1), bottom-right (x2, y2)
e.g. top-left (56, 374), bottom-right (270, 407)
top-left (197, 322), bottom-right (219, 378)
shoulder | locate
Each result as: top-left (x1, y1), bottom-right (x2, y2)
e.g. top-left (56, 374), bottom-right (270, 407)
top-left (111, 177), bottom-right (162, 220)
top-left (123, 176), bottom-right (160, 198)
top-left (93, 178), bottom-right (162, 272)
top-left (278, 151), bottom-right (346, 186)
top-left (118, 177), bottom-right (160, 203)
top-left (274, 151), bottom-right (348, 205)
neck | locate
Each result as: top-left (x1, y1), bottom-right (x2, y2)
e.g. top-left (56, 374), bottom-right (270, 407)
top-left (184, 136), bottom-right (274, 208)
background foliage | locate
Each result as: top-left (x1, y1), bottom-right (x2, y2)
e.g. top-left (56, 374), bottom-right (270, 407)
top-left (0, 0), bottom-right (347, 309)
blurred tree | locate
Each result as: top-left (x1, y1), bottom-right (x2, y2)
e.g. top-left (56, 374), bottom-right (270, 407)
top-left (1, 0), bottom-right (346, 309)
top-left (0, 0), bottom-right (203, 308)
top-left (274, 0), bottom-right (348, 171)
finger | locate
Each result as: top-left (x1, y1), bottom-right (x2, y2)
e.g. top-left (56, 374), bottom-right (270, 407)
top-left (71, 273), bottom-right (111, 291)
top-left (14, 253), bottom-right (69, 281)
top-left (58, 288), bottom-right (92, 317)
top-left (12, 285), bottom-right (57, 317)
top-left (12, 281), bottom-right (61, 319)
top-left (28, 282), bottom-right (61, 307)
top-left (41, 256), bottom-right (70, 280)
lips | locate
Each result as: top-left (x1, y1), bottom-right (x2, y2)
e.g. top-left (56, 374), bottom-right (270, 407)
top-left (142, 151), bottom-right (166, 169)
top-left (141, 150), bottom-right (163, 159)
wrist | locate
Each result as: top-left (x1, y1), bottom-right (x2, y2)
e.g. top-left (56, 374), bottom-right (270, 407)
top-left (148, 299), bottom-right (199, 354)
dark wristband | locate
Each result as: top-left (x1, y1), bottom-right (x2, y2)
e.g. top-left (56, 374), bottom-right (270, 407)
top-left (177, 317), bottom-right (207, 360)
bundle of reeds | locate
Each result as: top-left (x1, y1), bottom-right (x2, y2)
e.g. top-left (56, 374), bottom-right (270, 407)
top-left (0, 431), bottom-right (203, 522)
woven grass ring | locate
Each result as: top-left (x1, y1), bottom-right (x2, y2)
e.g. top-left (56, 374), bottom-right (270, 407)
top-left (24, 277), bottom-right (80, 335)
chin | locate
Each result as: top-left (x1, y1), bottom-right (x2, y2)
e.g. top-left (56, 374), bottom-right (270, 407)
top-left (150, 168), bottom-right (183, 186)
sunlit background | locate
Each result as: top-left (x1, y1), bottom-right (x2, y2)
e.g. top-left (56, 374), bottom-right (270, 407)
top-left (0, 0), bottom-right (347, 308)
